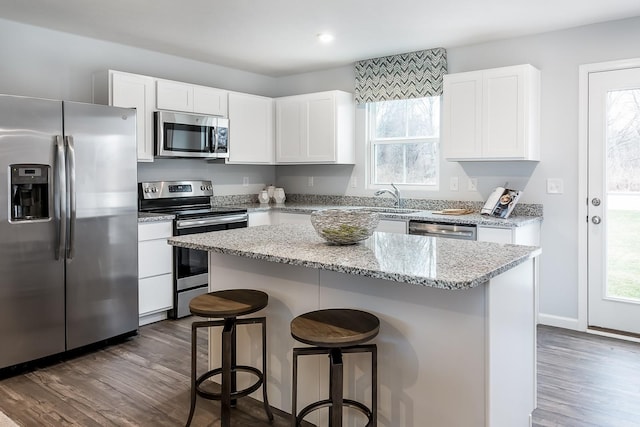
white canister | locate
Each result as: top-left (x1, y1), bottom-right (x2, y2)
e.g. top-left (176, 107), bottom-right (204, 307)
top-left (266, 185), bottom-right (276, 201)
top-left (274, 188), bottom-right (286, 204)
top-left (258, 190), bottom-right (270, 204)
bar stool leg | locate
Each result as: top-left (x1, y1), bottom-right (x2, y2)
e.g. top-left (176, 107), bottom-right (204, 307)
top-left (329, 348), bottom-right (344, 427)
top-left (371, 345), bottom-right (377, 427)
top-left (260, 317), bottom-right (274, 422)
top-left (230, 318), bottom-right (238, 408)
top-left (221, 318), bottom-right (235, 427)
top-left (185, 322), bottom-right (198, 427)
top-left (291, 348), bottom-right (299, 427)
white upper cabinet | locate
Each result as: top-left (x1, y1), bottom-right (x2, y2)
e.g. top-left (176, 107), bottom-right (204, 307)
top-left (275, 90), bottom-right (355, 164)
top-left (92, 70), bottom-right (156, 162)
top-left (193, 85), bottom-right (228, 116)
top-left (226, 92), bottom-right (274, 164)
top-left (156, 79), bottom-right (228, 116)
top-left (442, 64), bottom-right (540, 161)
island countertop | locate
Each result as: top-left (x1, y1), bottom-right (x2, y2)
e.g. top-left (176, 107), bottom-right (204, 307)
top-left (168, 223), bottom-right (540, 290)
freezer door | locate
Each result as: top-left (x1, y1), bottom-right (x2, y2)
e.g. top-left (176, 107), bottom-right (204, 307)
top-left (0, 95), bottom-right (66, 369)
top-left (63, 102), bottom-right (139, 350)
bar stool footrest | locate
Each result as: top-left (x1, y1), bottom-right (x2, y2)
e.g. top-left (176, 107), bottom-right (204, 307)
top-left (296, 398), bottom-right (373, 426)
top-left (195, 365), bottom-right (264, 401)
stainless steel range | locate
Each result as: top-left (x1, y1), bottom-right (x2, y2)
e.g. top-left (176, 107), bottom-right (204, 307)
top-left (138, 180), bottom-right (248, 318)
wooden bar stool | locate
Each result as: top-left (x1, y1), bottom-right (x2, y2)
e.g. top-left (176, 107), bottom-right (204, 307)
top-left (290, 308), bottom-right (379, 427)
top-left (185, 289), bottom-right (274, 427)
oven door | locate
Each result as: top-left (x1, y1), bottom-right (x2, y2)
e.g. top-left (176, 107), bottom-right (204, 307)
top-left (174, 214), bottom-right (248, 292)
top-left (155, 110), bottom-right (218, 158)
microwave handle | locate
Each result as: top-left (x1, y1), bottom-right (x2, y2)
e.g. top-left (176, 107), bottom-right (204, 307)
top-left (211, 126), bottom-right (218, 153)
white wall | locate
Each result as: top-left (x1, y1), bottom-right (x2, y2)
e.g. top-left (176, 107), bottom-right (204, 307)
top-left (3, 14), bottom-right (640, 326)
top-left (272, 16), bottom-right (640, 326)
top-left (0, 17), bottom-right (278, 195)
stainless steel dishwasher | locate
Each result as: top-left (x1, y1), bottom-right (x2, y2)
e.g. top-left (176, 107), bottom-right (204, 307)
top-left (408, 221), bottom-right (477, 240)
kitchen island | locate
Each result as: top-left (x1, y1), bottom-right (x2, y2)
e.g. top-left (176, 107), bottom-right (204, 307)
top-left (168, 224), bottom-right (540, 426)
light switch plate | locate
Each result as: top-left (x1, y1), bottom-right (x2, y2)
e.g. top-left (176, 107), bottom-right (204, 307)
top-left (242, 177), bottom-right (249, 186)
top-left (468, 178), bottom-right (477, 191)
top-left (308, 176), bottom-right (314, 187)
top-left (547, 178), bottom-right (564, 194)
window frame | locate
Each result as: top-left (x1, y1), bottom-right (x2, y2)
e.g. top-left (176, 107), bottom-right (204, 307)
top-left (365, 97), bottom-right (441, 192)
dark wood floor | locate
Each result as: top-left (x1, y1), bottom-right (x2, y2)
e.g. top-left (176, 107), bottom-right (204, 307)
top-left (1, 320), bottom-right (639, 426)
top-left (533, 325), bottom-right (640, 427)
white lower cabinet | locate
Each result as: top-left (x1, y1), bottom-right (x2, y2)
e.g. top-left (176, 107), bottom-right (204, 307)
top-left (272, 211), bottom-right (311, 225)
top-left (377, 219), bottom-right (407, 234)
top-left (477, 222), bottom-right (540, 245)
top-left (138, 221), bottom-right (173, 326)
top-left (248, 211), bottom-right (272, 227)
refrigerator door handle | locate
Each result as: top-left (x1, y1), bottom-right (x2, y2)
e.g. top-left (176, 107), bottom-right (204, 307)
top-left (55, 135), bottom-right (67, 260)
top-left (66, 135), bottom-right (77, 260)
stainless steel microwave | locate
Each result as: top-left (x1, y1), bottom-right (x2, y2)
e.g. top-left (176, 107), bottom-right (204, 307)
top-left (155, 110), bottom-right (229, 159)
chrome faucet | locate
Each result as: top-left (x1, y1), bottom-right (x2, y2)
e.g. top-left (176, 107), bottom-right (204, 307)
top-left (374, 183), bottom-right (402, 208)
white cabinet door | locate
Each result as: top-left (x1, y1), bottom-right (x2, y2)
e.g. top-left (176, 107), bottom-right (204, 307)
top-left (442, 71), bottom-right (483, 159)
top-left (156, 79), bottom-right (193, 112)
top-left (138, 221), bottom-right (173, 320)
top-left (443, 64), bottom-right (540, 161)
top-left (227, 92), bottom-right (274, 164)
top-left (273, 211), bottom-right (311, 225)
top-left (93, 70), bottom-right (156, 162)
top-left (377, 219), bottom-right (407, 234)
top-left (193, 85), bottom-right (228, 116)
top-left (275, 98), bottom-right (304, 162)
top-left (248, 211), bottom-right (272, 227)
top-left (275, 91), bottom-right (354, 164)
top-left (139, 275), bottom-right (173, 315)
top-left (307, 94), bottom-right (336, 162)
top-left (477, 222), bottom-right (540, 245)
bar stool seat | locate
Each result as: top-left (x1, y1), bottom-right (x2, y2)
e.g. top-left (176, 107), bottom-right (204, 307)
top-left (185, 289), bottom-right (273, 427)
top-left (291, 308), bottom-right (379, 427)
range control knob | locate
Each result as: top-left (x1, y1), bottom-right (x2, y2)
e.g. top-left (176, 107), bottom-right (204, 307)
top-left (207, 185), bottom-right (213, 190)
top-left (201, 185), bottom-right (205, 190)
top-left (144, 187), bottom-right (151, 193)
top-left (151, 187), bottom-right (158, 193)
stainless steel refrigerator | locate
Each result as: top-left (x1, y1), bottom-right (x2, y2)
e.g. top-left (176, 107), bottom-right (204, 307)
top-left (0, 94), bottom-right (138, 370)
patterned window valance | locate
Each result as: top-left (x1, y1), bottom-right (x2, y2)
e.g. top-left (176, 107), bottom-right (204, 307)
top-left (354, 47), bottom-right (447, 104)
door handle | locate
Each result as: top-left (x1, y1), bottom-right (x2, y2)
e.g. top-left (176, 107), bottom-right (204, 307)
top-left (592, 216), bottom-right (602, 224)
top-left (55, 135), bottom-right (67, 260)
top-left (66, 135), bottom-right (76, 259)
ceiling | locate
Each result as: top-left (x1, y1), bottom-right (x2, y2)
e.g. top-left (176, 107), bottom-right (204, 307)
top-left (2, 0), bottom-right (640, 77)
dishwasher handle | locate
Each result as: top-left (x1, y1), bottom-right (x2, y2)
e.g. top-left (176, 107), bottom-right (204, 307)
top-left (408, 221), bottom-right (477, 241)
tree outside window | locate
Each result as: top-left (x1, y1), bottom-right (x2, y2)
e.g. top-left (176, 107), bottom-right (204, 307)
top-left (368, 96), bottom-right (440, 188)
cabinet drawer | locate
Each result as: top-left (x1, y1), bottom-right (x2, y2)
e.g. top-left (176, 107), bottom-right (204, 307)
top-left (139, 274), bottom-right (173, 315)
top-left (138, 221), bottom-right (172, 241)
top-left (138, 239), bottom-right (172, 278)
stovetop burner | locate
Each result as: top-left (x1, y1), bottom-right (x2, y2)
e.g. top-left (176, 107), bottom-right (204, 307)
top-left (138, 180), bottom-right (247, 220)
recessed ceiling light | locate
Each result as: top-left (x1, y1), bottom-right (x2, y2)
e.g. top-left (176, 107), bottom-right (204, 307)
top-left (317, 33), bottom-right (334, 44)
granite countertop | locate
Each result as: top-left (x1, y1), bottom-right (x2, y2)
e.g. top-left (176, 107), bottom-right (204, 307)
top-left (239, 203), bottom-right (542, 228)
top-left (138, 212), bottom-right (175, 223)
top-left (168, 223), bottom-right (541, 290)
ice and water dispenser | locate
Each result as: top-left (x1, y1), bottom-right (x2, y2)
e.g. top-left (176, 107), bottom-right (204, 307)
top-left (10, 164), bottom-right (50, 221)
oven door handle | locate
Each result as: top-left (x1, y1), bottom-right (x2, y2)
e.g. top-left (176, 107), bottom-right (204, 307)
top-left (176, 214), bottom-right (248, 229)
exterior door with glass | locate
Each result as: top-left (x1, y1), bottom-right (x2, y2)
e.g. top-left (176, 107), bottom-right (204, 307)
top-left (587, 65), bottom-right (640, 335)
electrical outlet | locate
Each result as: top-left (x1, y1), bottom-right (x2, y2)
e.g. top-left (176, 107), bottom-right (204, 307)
top-left (351, 176), bottom-right (357, 188)
top-left (547, 178), bottom-right (564, 194)
top-left (242, 177), bottom-right (249, 186)
top-left (308, 176), bottom-right (314, 187)
top-left (468, 178), bottom-right (478, 191)
top-left (450, 177), bottom-right (459, 191)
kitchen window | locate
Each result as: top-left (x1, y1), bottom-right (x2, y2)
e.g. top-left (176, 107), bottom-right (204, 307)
top-left (367, 96), bottom-right (440, 190)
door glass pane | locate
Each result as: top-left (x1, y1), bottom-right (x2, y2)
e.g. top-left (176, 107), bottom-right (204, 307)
top-left (605, 88), bottom-right (640, 301)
